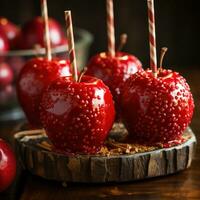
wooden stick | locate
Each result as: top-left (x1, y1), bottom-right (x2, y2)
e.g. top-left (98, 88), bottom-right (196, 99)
top-left (147, 0), bottom-right (157, 77)
top-left (14, 129), bottom-right (46, 139)
top-left (41, 0), bottom-right (52, 60)
top-left (64, 10), bottom-right (78, 82)
top-left (106, 0), bottom-right (115, 56)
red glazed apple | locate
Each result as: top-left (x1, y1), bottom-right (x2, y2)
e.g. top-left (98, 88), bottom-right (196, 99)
top-left (16, 16), bottom-right (66, 49)
top-left (0, 139), bottom-right (16, 192)
top-left (40, 75), bottom-right (115, 154)
top-left (121, 69), bottom-right (194, 144)
top-left (86, 52), bottom-right (142, 116)
top-left (0, 17), bottom-right (19, 48)
top-left (17, 58), bottom-right (71, 127)
top-left (0, 62), bottom-right (13, 87)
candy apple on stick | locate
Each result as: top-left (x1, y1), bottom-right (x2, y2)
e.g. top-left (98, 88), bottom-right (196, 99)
top-left (17, 0), bottom-right (71, 128)
top-left (40, 11), bottom-right (115, 154)
top-left (121, 0), bottom-right (194, 145)
top-left (85, 0), bottom-right (142, 117)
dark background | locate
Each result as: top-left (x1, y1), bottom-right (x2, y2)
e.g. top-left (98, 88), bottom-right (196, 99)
top-left (1, 0), bottom-right (200, 69)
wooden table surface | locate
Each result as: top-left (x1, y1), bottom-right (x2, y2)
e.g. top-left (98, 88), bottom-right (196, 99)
top-left (1, 67), bottom-right (200, 200)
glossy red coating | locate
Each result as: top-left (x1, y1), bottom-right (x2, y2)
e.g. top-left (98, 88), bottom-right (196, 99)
top-left (17, 57), bottom-right (71, 127)
top-left (86, 51), bottom-right (142, 117)
top-left (40, 75), bottom-right (115, 154)
top-left (0, 139), bottom-right (16, 192)
top-left (0, 63), bottom-right (13, 86)
top-left (0, 17), bottom-right (19, 48)
top-left (15, 16), bottom-right (67, 49)
top-left (121, 69), bottom-right (194, 144)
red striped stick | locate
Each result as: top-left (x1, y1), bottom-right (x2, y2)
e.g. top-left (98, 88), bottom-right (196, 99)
top-left (41, 0), bottom-right (52, 61)
top-left (147, 0), bottom-right (157, 77)
top-left (64, 11), bottom-right (78, 82)
top-left (106, 0), bottom-right (115, 56)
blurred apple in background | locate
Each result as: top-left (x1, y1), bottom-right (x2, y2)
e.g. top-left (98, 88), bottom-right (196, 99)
top-left (15, 16), bottom-right (67, 50)
top-left (0, 18), bottom-right (23, 79)
top-left (7, 56), bottom-right (25, 77)
top-left (0, 85), bottom-right (15, 106)
top-left (0, 63), bottom-right (14, 107)
top-left (0, 17), bottom-right (19, 49)
top-left (0, 62), bottom-right (13, 86)
top-left (0, 29), bottom-right (9, 53)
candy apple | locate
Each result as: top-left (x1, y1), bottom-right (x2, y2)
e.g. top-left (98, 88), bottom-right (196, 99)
top-left (121, 68), bottom-right (194, 144)
top-left (40, 75), bottom-right (115, 154)
top-left (0, 62), bottom-right (13, 87)
top-left (17, 58), bottom-right (71, 127)
top-left (0, 17), bottom-right (19, 48)
top-left (86, 51), bottom-right (142, 116)
top-left (0, 139), bottom-right (16, 192)
top-left (16, 16), bottom-right (66, 49)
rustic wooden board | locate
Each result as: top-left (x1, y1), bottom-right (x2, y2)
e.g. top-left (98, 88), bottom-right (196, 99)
top-left (14, 125), bottom-right (196, 183)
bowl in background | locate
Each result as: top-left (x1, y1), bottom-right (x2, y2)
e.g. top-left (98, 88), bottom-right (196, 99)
top-left (0, 28), bottom-right (93, 122)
